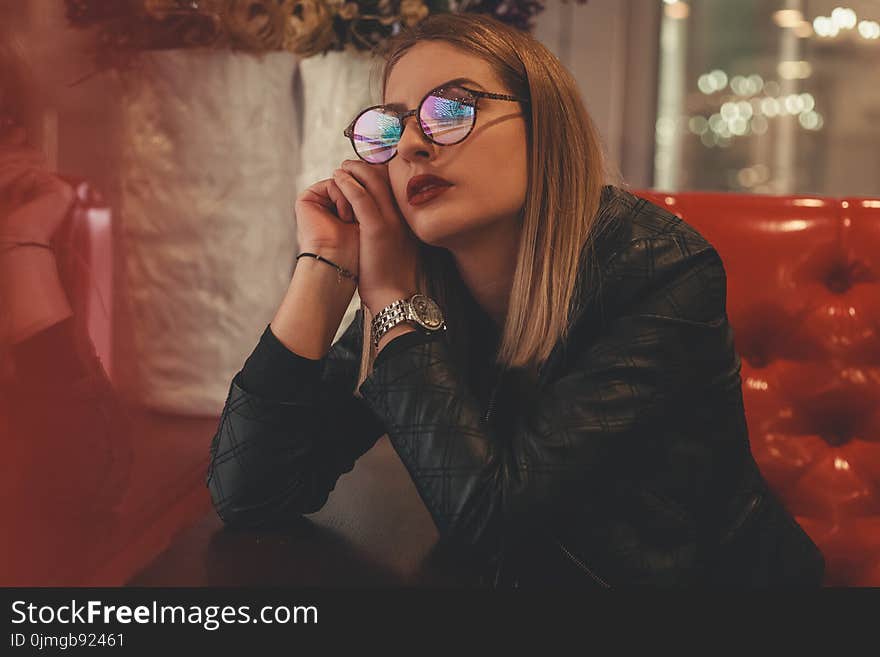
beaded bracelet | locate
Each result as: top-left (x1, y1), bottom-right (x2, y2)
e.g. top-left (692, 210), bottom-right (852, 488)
top-left (296, 252), bottom-right (358, 285)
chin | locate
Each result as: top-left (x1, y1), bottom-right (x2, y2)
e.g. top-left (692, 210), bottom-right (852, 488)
top-left (413, 221), bottom-right (475, 252)
top-left (407, 223), bottom-right (446, 249)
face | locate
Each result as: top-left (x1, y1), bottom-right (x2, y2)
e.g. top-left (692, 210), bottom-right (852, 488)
top-left (382, 42), bottom-right (529, 249)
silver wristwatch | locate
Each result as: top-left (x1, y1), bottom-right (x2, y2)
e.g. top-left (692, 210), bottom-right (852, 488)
top-left (371, 293), bottom-right (447, 351)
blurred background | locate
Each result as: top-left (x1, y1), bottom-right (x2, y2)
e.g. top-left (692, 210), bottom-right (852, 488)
top-left (10, 1), bottom-right (879, 206)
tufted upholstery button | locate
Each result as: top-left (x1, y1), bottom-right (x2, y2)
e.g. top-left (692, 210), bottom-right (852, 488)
top-left (824, 264), bottom-right (853, 294)
top-left (634, 189), bottom-right (880, 586)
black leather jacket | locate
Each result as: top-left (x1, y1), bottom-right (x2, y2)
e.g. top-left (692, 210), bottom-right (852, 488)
top-left (206, 185), bottom-right (825, 588)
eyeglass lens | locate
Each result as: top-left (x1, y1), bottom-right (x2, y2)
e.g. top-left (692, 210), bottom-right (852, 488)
top-left (350, 86), bottom-right (476, 163)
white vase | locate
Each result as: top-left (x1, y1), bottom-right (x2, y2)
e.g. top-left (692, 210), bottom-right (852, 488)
top-left (293, 46), bottom-right (383, 342)
top-left (114, 49), bottom-right (299, 416)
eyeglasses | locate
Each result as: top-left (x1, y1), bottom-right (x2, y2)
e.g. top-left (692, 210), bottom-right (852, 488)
top-left (343, 80), bottom-right (530, 164)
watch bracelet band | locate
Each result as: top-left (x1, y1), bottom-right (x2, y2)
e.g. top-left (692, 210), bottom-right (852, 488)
top-left (371, 298), bottom-right (415, 350)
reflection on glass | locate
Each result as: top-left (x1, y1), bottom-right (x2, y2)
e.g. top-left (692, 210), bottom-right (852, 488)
top-left (655, 0), bottom-right (880, 196)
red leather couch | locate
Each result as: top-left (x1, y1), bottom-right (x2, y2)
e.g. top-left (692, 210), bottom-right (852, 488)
top-left (635, 189), bottom-right (880, 586)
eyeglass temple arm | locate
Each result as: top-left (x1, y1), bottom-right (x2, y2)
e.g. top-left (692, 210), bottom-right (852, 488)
top-left (467, 89), bottom-right (530, 103)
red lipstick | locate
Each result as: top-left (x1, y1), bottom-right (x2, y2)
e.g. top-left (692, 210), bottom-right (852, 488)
top-left (407, 174), bottom-right (453, 205)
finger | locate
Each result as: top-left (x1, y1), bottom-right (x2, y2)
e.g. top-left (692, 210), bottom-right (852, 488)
top-left (40, 175), bottom-right (75, 204)
top-left (297, 178), bottom-right (336, 211)
top-left (0, 159), bottom-right (45, 194)
top-left (10, 170), bottom-right (72, 208)
top-left (326, 179), bottom-right (354, 223)
top-left (339, 160), bottom-right (393, 211)
top-left (3, 168), bottom-right (41, 205)
top-left (339, 160), bottom-right (399, 226)
top-left (333, 168), bottom-right (380, 229)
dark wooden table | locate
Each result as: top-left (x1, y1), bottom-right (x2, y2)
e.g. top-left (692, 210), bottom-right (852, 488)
top-left (127, 435), bottom-right (475, 587)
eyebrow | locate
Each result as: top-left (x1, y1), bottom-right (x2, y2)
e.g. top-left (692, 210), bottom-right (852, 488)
top-left (384, 77), bottom-right (487, 110)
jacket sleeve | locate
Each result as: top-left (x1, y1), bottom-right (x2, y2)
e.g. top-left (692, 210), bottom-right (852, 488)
top-left (206, 307), bottom-right (404, 529)
top-left (356, 235), bottom-right (732, 564)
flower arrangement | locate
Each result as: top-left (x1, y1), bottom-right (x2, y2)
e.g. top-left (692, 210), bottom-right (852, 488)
top-left (64, 0), bottom-right (588, 64)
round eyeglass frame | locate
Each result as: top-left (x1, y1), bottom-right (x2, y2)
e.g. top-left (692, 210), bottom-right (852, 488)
top-left (343, 82), bottom-right (530, 164)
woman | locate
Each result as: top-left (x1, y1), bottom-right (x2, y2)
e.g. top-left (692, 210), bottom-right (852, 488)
top-left (0, 26), bottom-right (131, 585)
top-left (206, 13), bottom-right (825, 588)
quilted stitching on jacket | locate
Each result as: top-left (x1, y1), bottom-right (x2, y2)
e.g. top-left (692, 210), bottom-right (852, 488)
top-left (355, 236), bottom-right (731, 582)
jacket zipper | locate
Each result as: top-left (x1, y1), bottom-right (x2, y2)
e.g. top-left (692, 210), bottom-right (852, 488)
top-left (482, 373), bottom-right (611, 590)
top-left (555, 538), bottom-right (612, 589)
top-left (482, 383), bottom-right (499, 426)
top-left (481, 375), bottom-right (503, 587)
top-left (718, 491), bottom-right (763, 545)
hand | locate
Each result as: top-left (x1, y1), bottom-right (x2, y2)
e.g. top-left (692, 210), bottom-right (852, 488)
top-left (0, 124), bottom-right (75, 244)
top-left (293, 171), bottom-right (360, 277)
top-left (333, 159), bottom-right (420, 315)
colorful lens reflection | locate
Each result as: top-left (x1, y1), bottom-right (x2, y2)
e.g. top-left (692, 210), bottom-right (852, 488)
top-left (420, 91), bottom-right (475, 145)
top-left (351, 88), bottom-right (476, 163)
top-left (352, 107), bottom-right (402, 164)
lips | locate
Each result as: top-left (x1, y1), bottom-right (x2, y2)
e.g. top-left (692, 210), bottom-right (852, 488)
top-left (407, 174), bottom-right (453, 203)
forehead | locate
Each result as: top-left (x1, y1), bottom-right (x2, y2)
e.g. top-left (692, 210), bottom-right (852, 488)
top-left (384, 42), bottom-right (502, 105)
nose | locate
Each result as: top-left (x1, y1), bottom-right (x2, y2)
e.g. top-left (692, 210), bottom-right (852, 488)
top-left (396, 113), bottom-right (437, 162)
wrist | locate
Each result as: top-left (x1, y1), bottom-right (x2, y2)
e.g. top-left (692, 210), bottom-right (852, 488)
top-left (0, 247), bottom-right (73, 344)
top-left (276, 258), bottom-right (358, 359)
top-left (295, 250), bottom-right (358, 286)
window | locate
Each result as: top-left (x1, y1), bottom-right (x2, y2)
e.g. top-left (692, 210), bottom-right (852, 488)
top-left (655, 0), bottom-right (880, 195)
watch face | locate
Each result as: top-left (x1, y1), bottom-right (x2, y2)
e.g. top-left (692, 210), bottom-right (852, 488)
top-left (410, 294), bottom-right (444, 330)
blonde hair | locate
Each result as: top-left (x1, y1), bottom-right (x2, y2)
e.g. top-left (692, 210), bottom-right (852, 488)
top-left (353, 12), bottom-right (623, 396)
